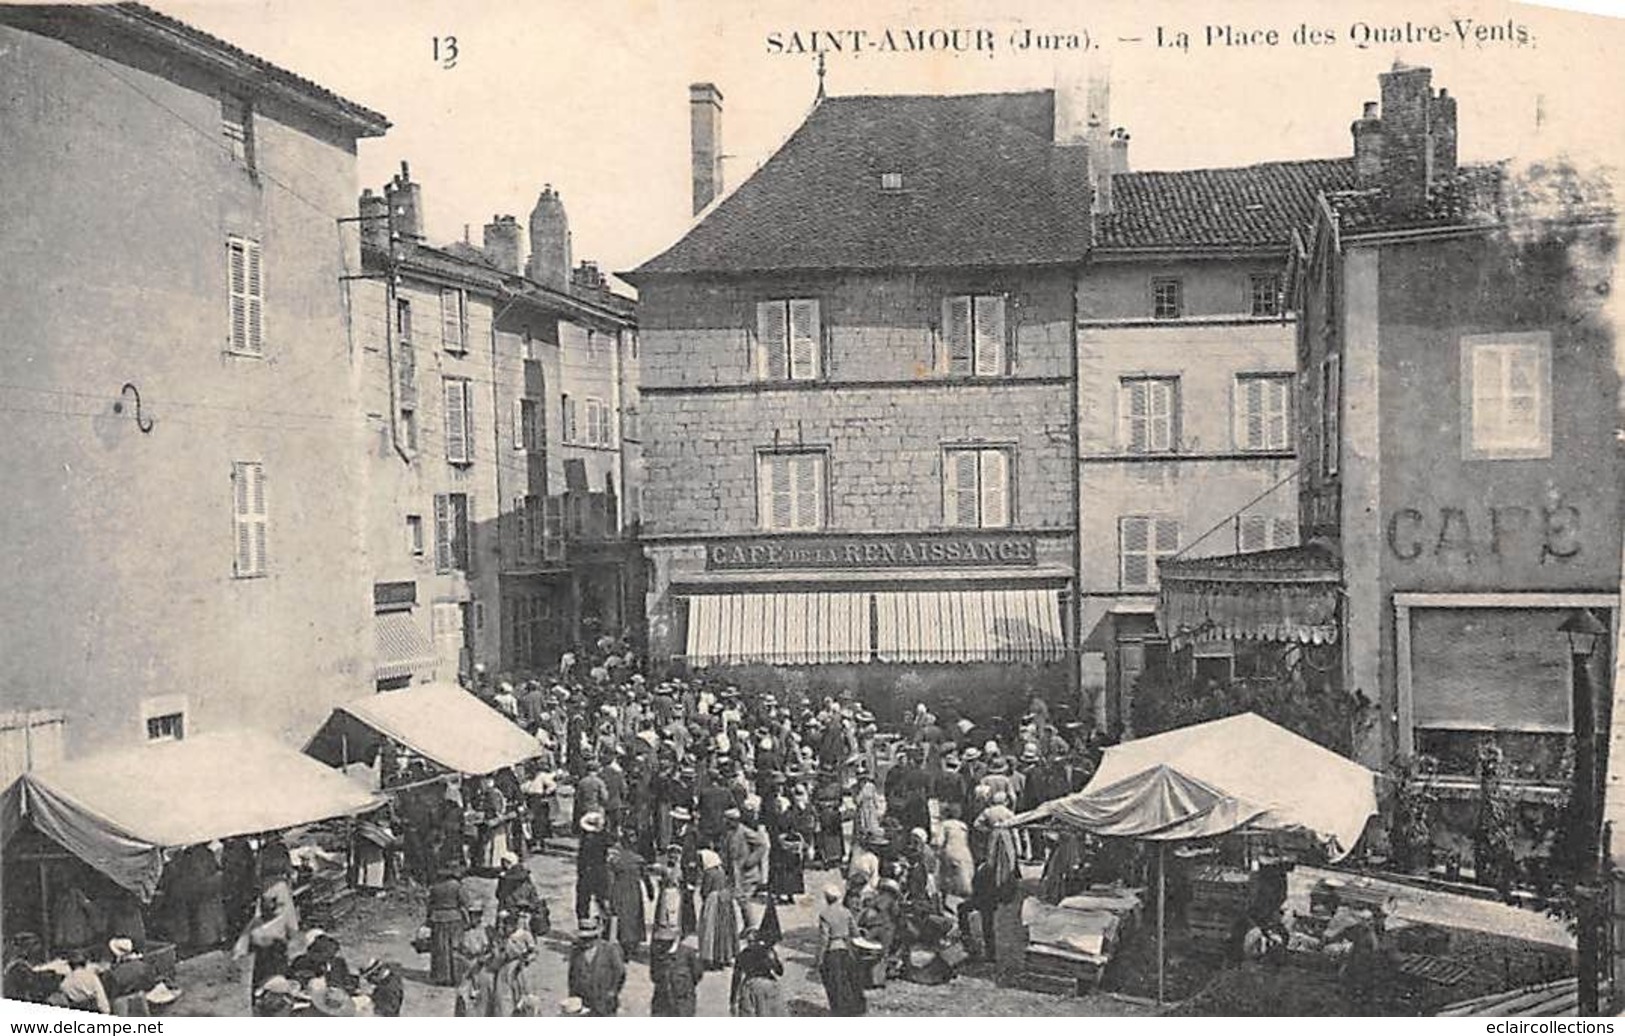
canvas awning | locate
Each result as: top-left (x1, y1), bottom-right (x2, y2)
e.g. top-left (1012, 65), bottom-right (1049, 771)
top-left (876, 589), bottom-right (1065, 663)
top-left (686, 592), bottom-right (870, 665)
top-left (374, 610), bottom-right (438, 681)
top-left (1, 730), bottom-right (383, 900)
top-left (305, 683), bottom-right (540, 777)
top-left (1157, 545), bottom-right (1341, 647)
top-left (1010, 712), bottom-right (1377, 859)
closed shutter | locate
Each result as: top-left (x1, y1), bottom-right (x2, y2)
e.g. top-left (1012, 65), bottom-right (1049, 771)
top-left (793, 454), bottom-right (821, 529)
top-left (979, 449), bottom-right (1009, 528)
top-left (460, 494), bottom-right (475, 574)
top-left (943, 296), bottom-right (972, 374)
top-left (947, 451), bottom-right (978, 527)
top-left (789, 299), bottom-right (820, 379)
top-left (1273, 517), bottom-right (1298, 547)
top-left (974, 295), bottom-right (1006, 376)
top-left (1153, 519), bottom-right (1181, 585)
top-left (1124, 381), bottom-right (1148, 452)
top-left (768, 456), bottom-right (793, 529)
top-left (232, 461), bottom-right (267, 576)
top-left (1239, 514), bottom-right (1267, 552)
top-left (1266, 378), bottom-right (1290, 448)
top-left (562, 395), bottom-right (577, 443)
top-left (398, 339), bottom-right (416, 402)
top-left (1148, 381), bottom-right (1174, 451)
top-left (1121, 517), bottom-right (1149, 587)
top-left (227, 238), bottom-right (263, 355)
top-left (444, 379), bottom-right (469, 463)
top-left (1239, 378), bottom-right (1263, 448)
top-left (434, 493), bottom-right (451, 571)
top-left (245, 241), bottom-right (263, 355)
top-left (757, 301), bottom-right (788, 380)
top-left (441, 288), bottom-right (464, 351)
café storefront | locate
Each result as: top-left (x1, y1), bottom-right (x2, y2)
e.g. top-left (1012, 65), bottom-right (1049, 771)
top-left (643, 530), bottom-right (1075, 718)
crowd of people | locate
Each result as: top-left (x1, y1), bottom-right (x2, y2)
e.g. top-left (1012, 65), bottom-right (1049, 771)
top-left (417, 636), bottom-right (1107, 1017)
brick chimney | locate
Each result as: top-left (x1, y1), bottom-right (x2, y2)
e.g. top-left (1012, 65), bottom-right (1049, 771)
top-left (1109, 127), bottom-right (1131, 175)
top-left (526, 185), bottom-right (571, 290)
top-left (384, 160), bottom-right (423, 244)
top-left (1351, 101), bottom-right (1384, 187)
top-left (483, 215), bottom-right (522, 274)
top-left (1079, 75), bottom-right (1117, 215)
top-left (572, 260), bottom-right (604, 291)
top-left (1376, 63), bottom-right (1458, 214)
top-left (689, 82), bottom-right (724, 216)
top-left (358, 187), bottom-right (389, 257)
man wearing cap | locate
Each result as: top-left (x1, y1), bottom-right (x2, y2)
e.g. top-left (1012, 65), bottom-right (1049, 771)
top-left (566, 918), bottom-right (625, 1017)
top-left (575, 812), bottom-right (612, 923)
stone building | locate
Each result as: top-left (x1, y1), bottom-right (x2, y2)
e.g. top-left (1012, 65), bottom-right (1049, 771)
top-left (1074, 95), bottom-right (1355, 733)
top-left (626, 86), bottom-right (1089, 721)
top-left (355, 170), bottom-right (640, 686)
top-left (1158, 64), bottom-right (1620, 824)
top-left (0, 3), bottom-right (388, 771)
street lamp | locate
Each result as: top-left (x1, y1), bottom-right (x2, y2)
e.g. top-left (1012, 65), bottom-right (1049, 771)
top-left (1561, 607), bottom-right (1607, 1015)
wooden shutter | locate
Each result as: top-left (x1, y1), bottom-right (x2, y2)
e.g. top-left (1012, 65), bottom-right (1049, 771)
top-left (789, 299), bottom-right (820, 379)
top-left (227, 238), bottom-right (247, 352)
top-left (444, 378), bottom-right (468, 462)
top-left (1148, 381), bottom-right (1173, 451)
top-left (1124, 381), bottom-right (1147, 452)
top-left (1238, 378), bottom-right (1263, 449)
top-left (1239, 514), bottom-right (1267, 552)
top-left (434, 493), bottom-right (451, 571)
top-left (232, 462), bottom-right (266, 576)
top-left (943, 296), bottom-right (972, 375)
top-left (241, 240), bottom-right (262, 355)
top-left (769, 456), bottom-right (793, 530)
top-left (793, 454), bottom-right (821, 529)
top-left (1120, 517), bottom-right (1150, 587)
top-left (1272, 517), bottom-right (1298, 547)
top-left (441, 288), bottom-right (464, 351)
top-left (979, 450), bottom-right (1009, 528)
top-left (757, 301), bottom-right (788, 380)
top-left (947, 451), bottom-right (979, 527)
top-left (973, 296), bottom-right (1006, 376)
top-left (459, 493), bottom-right (475, 574)
top-left (1154, 519), bottom-right (1181, 572)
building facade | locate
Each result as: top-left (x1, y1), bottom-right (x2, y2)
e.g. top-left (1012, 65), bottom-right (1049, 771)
top-left (355, 171), bottom-right (641, 687)
top-left (1077, 146), bottom-right (1355, 735)
top-left (0, 3), bottom-right (388, 771)
top-left (628, 87), bottom-right (1088, 721)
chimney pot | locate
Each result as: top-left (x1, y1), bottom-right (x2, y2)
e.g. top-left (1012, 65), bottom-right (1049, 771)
top-left (526, 186), bottom-right (571, 289)
top-left (690, 82), bottom-right (724, 216)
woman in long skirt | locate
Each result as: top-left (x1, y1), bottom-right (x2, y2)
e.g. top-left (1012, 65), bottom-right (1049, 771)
top-left (730, 928), bottom-right (786, 1016)
top-left (426, 870), bottom-right (470, 987)
top-left (695, 850), bottom-right (738, 970)
top-left (767, 798), bottom-right (806, 903)
top-left (816, 886), bottom-right (866, 1017)
top-left (607, 842), bottom-right (648, 957)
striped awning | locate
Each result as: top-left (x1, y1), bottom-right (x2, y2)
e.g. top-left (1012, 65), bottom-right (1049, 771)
top-left (686, 593), bottom-right (869, 666)
top-left (375, 610), bottom-right (438, 681)
top-left (876, 589), bottom-right (1064, 663)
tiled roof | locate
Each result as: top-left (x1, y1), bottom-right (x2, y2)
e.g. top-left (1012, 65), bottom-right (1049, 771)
top-left (1327, 161), bottom-right (1614, 236)
top-left (1096, 159), bottom-right (1356, 251)
top-left (2, 4), bottom-right (390, 135)
top-left (629, 91), bottom-right (1092, 278)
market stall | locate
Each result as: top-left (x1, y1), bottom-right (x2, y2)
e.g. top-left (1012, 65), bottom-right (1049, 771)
top-left (1008, 713), bottom-right (1379, 1000)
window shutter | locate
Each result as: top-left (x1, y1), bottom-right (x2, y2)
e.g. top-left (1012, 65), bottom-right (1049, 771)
top-left (979, 450), bottom-right (1009, 528)
top-left (1124, 382), bottom-right (1148, 452)
top-left (461, 494), bottom-right (475, 575)
top-left (1149, 381), bottom-right (1173, 451)
top-left (1267, 378), bottom-right (1289, 448)
top-left (1121, 517), bottom-right (1149, 587)
top-left (1506, 347), bottom-right (1542, 441)
top-left (227, 239), bottom-right (247, 351)
top-left (794, 454), bottom-right (821, 529)
top-left (232, 462), bottom-right (250, 574)
top-left (1239, 514), bottom-right (1267, 552)
top-left (974, 296), bottom-right (1006, 376)
top-left (944, 296), bottom-right (972, 375)
top-left (789, 299), bottom-right (820, 379)
top-left (434, 494), bottom-right (451, 571)
top-left (512, 398), bottom-right (525, 450)
top-left (757, 301), bottom-right (788, 380)
top-left (441, 288), bottom-right (463, 351)
top-left (1155, 518), bottom-right (1181, 554)
top-left (952, 451), bottom-right (979, 527)
top-left (249, 462), bottom-right (267, 573)
top-left (1273, 517), bottom-right (1298, 547)
top-left (444, 379), bottom-right (467, 462)
top-left (245, 241), bottom-right (263, 355)
top-left (1241, 378), bottom-right (1263, 448)
top-left (770, 456), bottom-right (793, 529)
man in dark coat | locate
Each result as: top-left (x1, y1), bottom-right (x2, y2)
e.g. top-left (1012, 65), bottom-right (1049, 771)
top-left (575, 812), bottom-right (612, 922)
top-left (649, 927), bottom-right (705, 1016)
top-left (566, 919), bottom-right (626, 1016)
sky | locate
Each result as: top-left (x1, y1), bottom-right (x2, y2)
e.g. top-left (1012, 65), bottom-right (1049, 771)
top-left (162, 0), bottom-right (1625, 283)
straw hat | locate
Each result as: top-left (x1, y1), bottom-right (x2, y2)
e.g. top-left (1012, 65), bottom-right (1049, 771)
top-left (309, 986), bottom-right (357, 1018)
top-left (560, 996), bottom-right (587, 1015)
top-left (580, 811), bottom-right (606, 833)
top-left (143, 982), bottom-right (181, 1006)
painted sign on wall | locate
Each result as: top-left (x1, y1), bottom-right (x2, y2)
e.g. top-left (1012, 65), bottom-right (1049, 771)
top-left (1386, 503), bottom-right (1581, 563)
top-left (706, 533), bottom-right (1039, 571)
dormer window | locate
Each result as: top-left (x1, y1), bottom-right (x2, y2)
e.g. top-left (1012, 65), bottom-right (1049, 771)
top-left (880, 172), bottom-right (904, 191)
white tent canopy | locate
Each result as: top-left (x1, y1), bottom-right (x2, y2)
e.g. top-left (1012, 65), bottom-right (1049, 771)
top-left (305, 683), bottom-right (540, 778)
top-left (1011, 712), bottom-right (1377, 860)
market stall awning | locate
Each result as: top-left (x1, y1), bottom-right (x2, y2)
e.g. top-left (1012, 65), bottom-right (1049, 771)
top-left (1010, 712), bottom-right (1377, 859)
top-left (1156, 544), bottom-right (1341, 647)
top-left (374, 610), bottom-right (438, 681)
top-left (876, 589), bottom-right (1064, 663)
top-left (687, 592), bottom-right (870, 665)
top-left (1, 730), bottom-right (383, 900)
top-left (306, 683), bottom-right (540, 777)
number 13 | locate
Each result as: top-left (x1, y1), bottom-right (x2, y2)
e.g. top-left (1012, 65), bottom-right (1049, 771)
top-left (433, 36), bottom-right (458, 69)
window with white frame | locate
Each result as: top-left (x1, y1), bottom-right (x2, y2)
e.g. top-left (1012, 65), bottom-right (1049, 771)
top-left (1238, 514), bottom-right (1298, 553)
top-left (1120, 377), bottom-right (1179, 453)
top-left (1462, 332), bottom-right (1552, 459)
top-left (561, 394), bottom-right (577, 444)
top-left (755, 299), bottom-right (821, 381)
top-left (943, 447), bottom-right (1011, 529)
top-left (231, 461), bottom-right (267, 578)
top-left (443, 377), bottom-right (474, 464)
top-left (1119, 516), bottom-right (1180, 589)
top-left (1249, 273), bottom-right (1283, 317)
top-left (1321, 354), bottom-right (1341, 477)
top-left (1151, 277), bottom-right (1183, 319)
top-left (1235, 374), bottom-right (1293, 451)
top-left (226, 236), bottom-right (263, 356)
top-left (757, 451), bottom-right (825, 531)
top-left (584, 397), bottom-right (611, 447)
top-left (942, 294), bottom-right (1008, 376)
top-left (406, 514), bottom-right (424, 557)
top-left (142, 694), bottom-right (188, 742)
top-left (440, 287), bottom-right (466, 353)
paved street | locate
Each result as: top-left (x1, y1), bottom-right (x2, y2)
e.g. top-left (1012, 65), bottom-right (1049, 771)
top-left (170, 844), bottom-right (1152, 1018)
